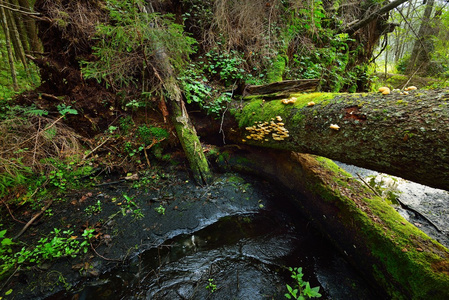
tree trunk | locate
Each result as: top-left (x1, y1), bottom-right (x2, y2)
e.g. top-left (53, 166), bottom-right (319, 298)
top-left (167, 96), bottom-right (212, 185)
top-left (405, 0), bottom-right (435, 75)
top-left (226, 90), bottom-right (449, 191)
top-left (152, 47), bottom-right (212, 186)
top-left (17, 0), bottom-right (41, 53)
top-left (242, 79), bottom-right (319, 97)
top-left (0, 0), bottom-right (18, 90)
top-left (215, 146), bottom-right (449, 299)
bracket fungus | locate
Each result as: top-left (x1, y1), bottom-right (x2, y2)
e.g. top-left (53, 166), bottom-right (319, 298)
top-left (245, 116), bottom-right (290, 142)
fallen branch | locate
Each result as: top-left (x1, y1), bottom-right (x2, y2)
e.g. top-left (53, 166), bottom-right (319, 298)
top-left (82, 136), bottom-right (111, 161)
top-left (14, 199), bottom-right (53, 239)
top-left (0, 200), bottom-right (26, 224)
top-left (90, 241), bottom-right (122, 262)
top-left (356, 173), bottom-right (382, 198)
top-left (243, 79), bottom-right (319, 97)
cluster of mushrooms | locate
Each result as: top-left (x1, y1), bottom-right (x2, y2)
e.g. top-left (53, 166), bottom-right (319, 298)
top-left (244, 115), bottom-right (290, 142)
top-left (378, 85), bottom-right (417, 95)
top-left (281, 97), bottom-right (297, 104)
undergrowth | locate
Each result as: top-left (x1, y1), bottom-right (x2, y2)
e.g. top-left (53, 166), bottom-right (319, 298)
top-left (0, 227), bottom-right (95, 280)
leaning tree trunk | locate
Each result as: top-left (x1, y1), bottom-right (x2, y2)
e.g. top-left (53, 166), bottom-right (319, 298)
top-left (153, 47), bottom-right (212, 185)
top-left (226, 90), bottom-right (449, 191)
top-left (215, 146), bottom-right (449, 299)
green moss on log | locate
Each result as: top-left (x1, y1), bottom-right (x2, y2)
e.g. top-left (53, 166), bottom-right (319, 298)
top-left (312, 157), bottom-right (449, 299)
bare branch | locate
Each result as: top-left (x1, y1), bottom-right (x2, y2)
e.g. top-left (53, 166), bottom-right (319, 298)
top-left (342, 0), bottom-right (409, 34)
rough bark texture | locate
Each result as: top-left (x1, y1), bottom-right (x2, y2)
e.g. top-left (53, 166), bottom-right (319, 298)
top-left (168, 98), bottom-right (212, 185)
top-left (242, 79), bottom-right (319, 97)
top-left (215, 147), bottom-right (449, 299)
top-left (228, 90), bottom-right (449, 191)
top-left (153, 46), bottom-right (212, 186)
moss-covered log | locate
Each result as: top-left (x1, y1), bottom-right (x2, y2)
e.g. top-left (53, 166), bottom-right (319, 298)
top-left (229, 90), bottom-right (449, 191)
top-left (215, 147), bottom-right (449, 299)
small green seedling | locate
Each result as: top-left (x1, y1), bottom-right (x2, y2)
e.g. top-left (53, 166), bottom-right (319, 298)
top-left (155, 204), bottom-right (165, 215)
top-left (206, 278), bottom-right (217, 293)
top-left (285, 267), bottom-right (321, 299)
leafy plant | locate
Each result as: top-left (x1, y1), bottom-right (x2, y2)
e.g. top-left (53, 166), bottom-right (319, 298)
top-left (179, 65), bottom-right (212, 106)
top-left (202, 49), bottom-right (246, 86)
top-left (136, 125), bottom-right (169, 145)
top-left (85, 200), bottom-right (102, 215)
top-left (154, 204), bottom-right (165, 215)
top-left (119, 115), bottom-right (134, 134)
top-left (81, 0), bottom-right (196, 93)
top-left (122, 194), bottom-right (144, 219)
top-left (202, 92), bottom-right (232, 116)
top-left (285, 267), bottom-right (321, 299)
top-left (57, 104), bottom-right (78, 116)
top-left (206, 278), bottom-right (217, 293)
top-left (0, 228), bottom-right (94, 277)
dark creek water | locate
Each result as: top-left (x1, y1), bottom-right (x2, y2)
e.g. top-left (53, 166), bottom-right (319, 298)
top-left (50, 188), bottom-right (382, 300)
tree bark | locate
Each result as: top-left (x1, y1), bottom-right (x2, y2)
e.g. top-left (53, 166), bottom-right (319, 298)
top-left (215, 147), bottom-right (449, 299)
top-left (152, 47), bottom-right (212, 186)
top-left (242, 79), bottom-right (319, 97)
top-left (0, 0), bottom-right (18, 90)
top-left (17, 0), bottom-right (41, 53)
top-left (226, 90), bottom-right (449, 191)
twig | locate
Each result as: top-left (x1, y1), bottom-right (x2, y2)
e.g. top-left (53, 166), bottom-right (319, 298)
top-left (401, 62), bottom-right (423, 90)
top-left (95, 180), bottom-right (126, 187)
top-left (144, 148), bottom-right (151, 168)
top-left (14, 199), bottom-right (53, 239)
top-left (0, 200), bottom-right (26, 224)
top-left (356, 172), bottom-right (382, 198)
top-left (82, 136), bottom-right (111, 161)
top-left (32, 118), bottom-right (42, 166)
top-left (0, 266), bottom-right (20, 292)
top-left (394, 198), bottom-right (443, 233)
top-left (219, 81), bottom-right (237, 144)
top-left (90, 241), bottom-right (122, 262)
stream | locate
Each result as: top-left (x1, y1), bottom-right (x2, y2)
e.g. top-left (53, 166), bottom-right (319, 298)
top-left (44, 172), bottom-right (384, 300)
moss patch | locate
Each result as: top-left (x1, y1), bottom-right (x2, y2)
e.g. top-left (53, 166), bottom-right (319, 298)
top-left (266, 55), bottom-right (287, 83)
top-left (314, 156), bottom-right (449, 299)
top-left (234, 93), bottom-right (336, 129)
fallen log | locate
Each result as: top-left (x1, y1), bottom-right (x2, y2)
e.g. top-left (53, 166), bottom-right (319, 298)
top-left (242, 79), bottom-right (319, 98)
top-left (214, 146), bottom-right (449, 299)
top-left (227, 89), bottom-right (449, 191)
